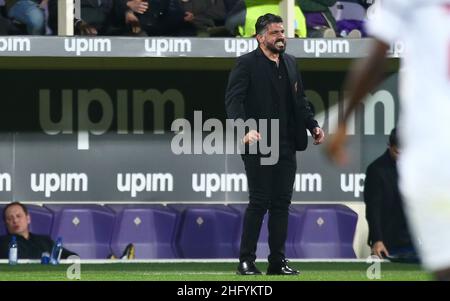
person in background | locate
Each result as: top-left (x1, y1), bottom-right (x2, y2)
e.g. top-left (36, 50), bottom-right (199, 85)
top-left (4, 0), bottom-right (47, 35)
top-left (0, 202), bottom-right (77, 259)
top-left (364, 128), bottom-right (419, 263)
top-left (226, 13), bottom-right (324, 275)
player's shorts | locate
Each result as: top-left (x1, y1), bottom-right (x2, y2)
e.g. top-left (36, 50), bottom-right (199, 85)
top-left (398, 147), bottom-right (450, 272)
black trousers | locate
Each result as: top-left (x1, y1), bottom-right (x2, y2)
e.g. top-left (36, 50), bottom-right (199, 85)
top-left (239, 148), bottom-right (297, 265)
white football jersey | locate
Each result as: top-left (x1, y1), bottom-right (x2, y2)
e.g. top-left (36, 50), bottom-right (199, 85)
top-left (367, 0), bottom-right (450, 271)
top-left (367, 0), bottom-right (450, 152)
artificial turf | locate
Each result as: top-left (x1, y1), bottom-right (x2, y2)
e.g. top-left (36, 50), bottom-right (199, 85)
top-left (0, 262), bottom-right (431, 281)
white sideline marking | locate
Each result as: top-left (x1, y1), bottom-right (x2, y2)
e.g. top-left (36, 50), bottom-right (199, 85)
top-left (0, 258), bottom-right (387, 264)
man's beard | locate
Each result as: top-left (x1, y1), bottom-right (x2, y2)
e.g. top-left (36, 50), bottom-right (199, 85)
top-left (266, 39), bottom-right (286, 54)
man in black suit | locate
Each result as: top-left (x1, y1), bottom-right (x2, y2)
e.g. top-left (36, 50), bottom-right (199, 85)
top-left (364, 128), bottom-right (418, 262)
top-left (0, 202), bottom-right (77, 259)
top-left (225, 13), bottom-right (325, 275)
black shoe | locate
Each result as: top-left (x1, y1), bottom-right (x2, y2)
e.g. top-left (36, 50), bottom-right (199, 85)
top-left (266, 259), bottom-right (300, 275)
top-left (120, 243), bottom-right (135, 259)
top-left (236, 261), bottom-right (262, 275)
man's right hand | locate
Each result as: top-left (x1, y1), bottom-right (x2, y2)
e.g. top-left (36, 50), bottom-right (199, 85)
top-left (372, 241), bottom-right (389, 259)
top-left (242, 130), bottom-right (262, 145)
top-left (76, 21), bottom-right (97, 36)
top-left (125, 11), bottom-right (142, 33)
top-left (127, 0), bottom-right (149, 14)
top-left (326, 124), bottom-right (348, 165)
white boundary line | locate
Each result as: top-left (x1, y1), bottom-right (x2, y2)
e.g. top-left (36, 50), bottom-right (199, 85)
top-left (0, 258), bottom-right (387, 264)
top-left (0, 201), bottom-right (359, 205)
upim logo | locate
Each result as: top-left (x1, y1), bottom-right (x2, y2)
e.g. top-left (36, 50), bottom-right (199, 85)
top-left (303, 40), bottom-right (349, 57)
top-left (117, 173), bottom-right (174, 197)
top-left (144, 39), bottom-right (192, 56)
top-left (64, 38), bottom-right (111, 56)
top-left (307, 89), bottom-right (396, 136)
top-left (192, 173), bottom-right (247, 198)
top-left (0, 173), bottom-right (12, 191)
top-left (0, 37), bottom-right (30, 52)
top-left (39, 88), bottom-right (185, 150)
top-left (31, 173), bottom-right (88, 198)
top-left (340, 173), bottom-right (365, 198)
top-left (224, 39), bottom-right (258, 56)
top-left (293, 173), bottom-right (322, 192)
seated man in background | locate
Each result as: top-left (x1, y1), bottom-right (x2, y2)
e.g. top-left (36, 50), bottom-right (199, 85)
top-left (225, 0), bottom-right (307, 37)
top-left (0, 202), bottom-right (77, 259)
top-left (4, 0), bottom-right (47, 35)
top-left (364, 128), bottom-right (419, 263)
top-left (119, 0), bottom-right (185, 36)
top-left (179, 0), bottom-right (228, 36)
top-left (48, 0), bottom-right (128, 35)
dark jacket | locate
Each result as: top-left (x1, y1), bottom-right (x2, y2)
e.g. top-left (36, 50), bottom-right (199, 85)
top-left (48, 0), bottom-right (121, 34)
top-left (0, 233), bottom-right (77, 259)
top-left (180, 0), bottom-right (226, 29)
top-left (225, 47), bottom-right (318, 151)
top-left (119, 0), bottom-right (184, 36)
top-left (364, 150), bottom-right (413, 250)
top-left (223, 0), bottom-right (240, 12)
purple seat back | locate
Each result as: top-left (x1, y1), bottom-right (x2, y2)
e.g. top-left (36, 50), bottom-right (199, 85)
top-left (169, 204), bottom-right (240, 258)
top-left (331, 1), bottom-right (366, 21)
top-left (107, 204), bottom-right (179, 259)
top-left (45, 204), bottom-right (115, 259)
top-left (290, 205), bottom-right (357, 258)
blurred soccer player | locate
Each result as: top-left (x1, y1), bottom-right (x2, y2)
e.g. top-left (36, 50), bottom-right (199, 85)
top-left (327, 0), bottom-right (450, 280)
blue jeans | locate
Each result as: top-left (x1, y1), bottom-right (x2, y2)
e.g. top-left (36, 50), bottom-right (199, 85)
top-left (8, 0), bottom-right (45, 35)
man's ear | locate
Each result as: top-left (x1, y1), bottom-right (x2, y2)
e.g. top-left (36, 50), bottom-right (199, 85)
top-left (256, 34), bottom-right (264, 44)
top-left (26, 214), bottom-right (31, 225)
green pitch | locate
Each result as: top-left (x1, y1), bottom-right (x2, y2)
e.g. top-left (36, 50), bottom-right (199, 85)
top-left (0, 262), bottom-right (431, 281)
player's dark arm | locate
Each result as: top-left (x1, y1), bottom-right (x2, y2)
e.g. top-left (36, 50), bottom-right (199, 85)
top-left (342, 39), bottom-right (390, 122)
top-left (327, 39), bottom-right (390, 164)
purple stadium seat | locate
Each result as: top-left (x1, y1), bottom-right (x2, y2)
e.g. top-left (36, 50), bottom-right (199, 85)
top-left (229, 204), bottom-right (304, 259)
top-left (107, 204), bottom-right (180, 259)
top-left (0, 204), bottom-right (53, 236)
top-left (330, 1), bottom-right (366, 21)
top-left (169, 204), bottom-right (240, 258)
top-left (45, 204), bottom-right (115, 259)
top-left (290, 205), bottom-right (357, 258)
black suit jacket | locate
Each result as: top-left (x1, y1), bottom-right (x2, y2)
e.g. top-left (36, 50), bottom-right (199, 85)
top-left (0, 233), bottom-right (78, 259)
top-left (48, 0), bottom-right (118, 34)
top-left (364, 150), bottom-right (413, 250)
top-left (225, 47), bottom-right (318, 151)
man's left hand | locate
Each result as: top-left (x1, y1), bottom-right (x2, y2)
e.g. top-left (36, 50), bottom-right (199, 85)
top-left (312, 127), bottom-right (325, 145)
